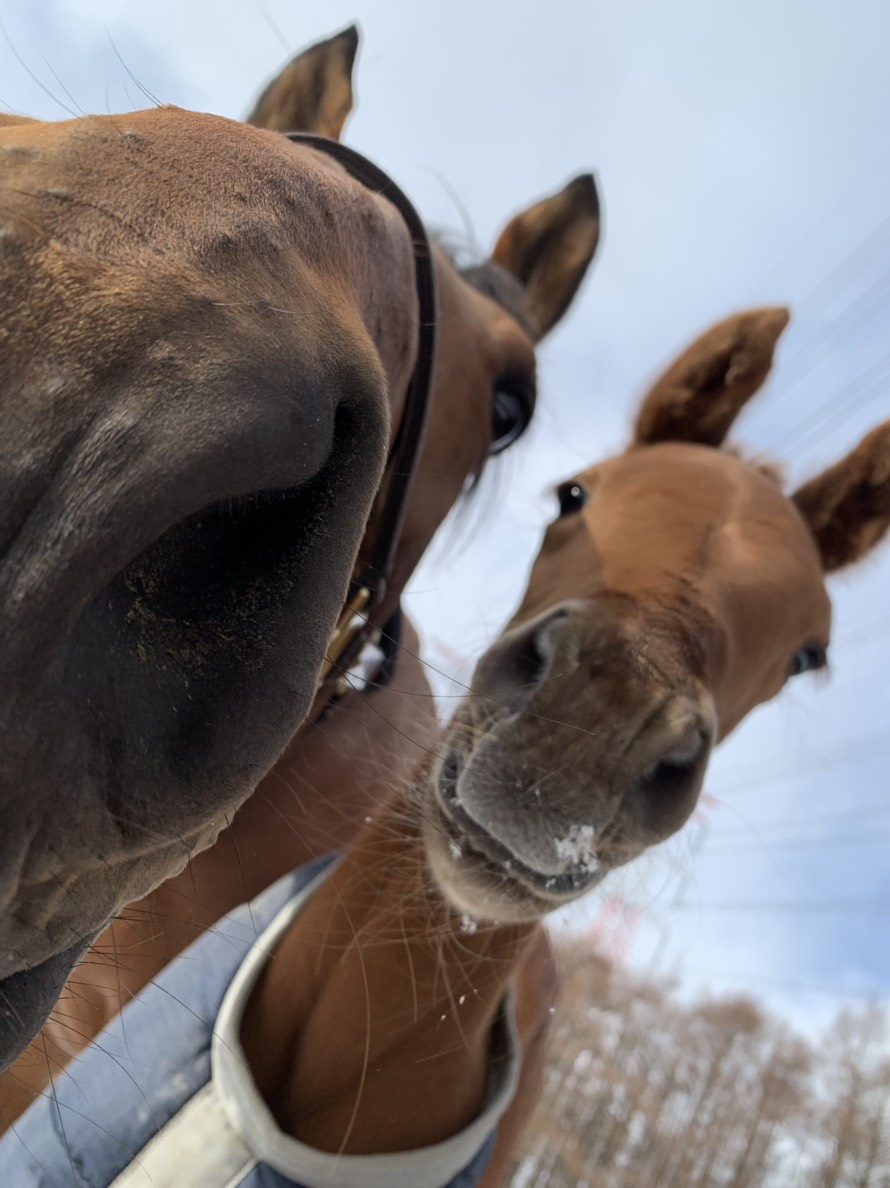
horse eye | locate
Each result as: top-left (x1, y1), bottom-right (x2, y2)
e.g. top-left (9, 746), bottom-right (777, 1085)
top-left (788, 643), bottom-right (828, 678)
top-left (556, 481), bottom-right (588, 517)
top-left (490, 383), bottom-right (533, 456)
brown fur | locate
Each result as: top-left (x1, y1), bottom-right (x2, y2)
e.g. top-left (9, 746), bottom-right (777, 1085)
top-left (793, 421), bottom-right (890, 571)
top-left (492, 173), bottom-right (600, 339)
top-left (0, 103), bottom-right (421, 1070)
top-left (634, 306), bottom-right (790, 446)
top-left (246, 25), bottom-right (359, 138)
top-left (0, 30), bottom-right (598, 1124)
top-left (7, 302), bottom-right (887, 1172)
top-left (225, 308), bottom-right (890, 1166)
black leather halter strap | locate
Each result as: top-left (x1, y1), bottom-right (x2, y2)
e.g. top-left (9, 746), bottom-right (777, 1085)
top-left (283, 133), bottom-right (437, 701)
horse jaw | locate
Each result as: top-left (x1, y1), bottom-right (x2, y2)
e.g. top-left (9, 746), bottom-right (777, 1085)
top-left (0, 108), bottom-right (422, 1069)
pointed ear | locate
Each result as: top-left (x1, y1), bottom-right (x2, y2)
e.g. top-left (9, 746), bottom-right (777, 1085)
top-left (490, 173), bottom-right (600, 341)
top-left (245, 24), bottom-right (359, 139)
top-left (634, 307), bottom-right (790, 447)
top-left (792, 421), bottom-right (890, 573)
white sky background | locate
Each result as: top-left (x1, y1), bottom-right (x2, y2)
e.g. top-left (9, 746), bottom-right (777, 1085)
top-left (3, 0), bottom-right (889, 1039)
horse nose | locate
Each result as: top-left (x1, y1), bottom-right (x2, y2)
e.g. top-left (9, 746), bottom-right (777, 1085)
top-left (472, 601), bottom-right (583, 713)
top-left (633, 697), bottom-right (714, 836)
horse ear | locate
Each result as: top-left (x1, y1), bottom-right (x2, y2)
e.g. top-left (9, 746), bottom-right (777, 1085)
top-left (245, 24), bottom-right (359, 139)
top-left (791, 421), bottom-right (890, 573)
top-left (490, 174), bottom-right (600, 341)
top-left (633, 307), bottom-right (790, 447)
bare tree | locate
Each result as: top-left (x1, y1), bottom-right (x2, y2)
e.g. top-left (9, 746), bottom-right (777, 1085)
top-left (508, 938), bottom-right (889, 1188)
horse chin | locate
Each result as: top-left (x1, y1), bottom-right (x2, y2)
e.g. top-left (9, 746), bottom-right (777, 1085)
top-left (422, 751), bottom-right (605, 925)
top-left (0, 938), bottom-right (96, 1073)
top-left (424, 820), bottom-right (549, 925)
top-left (0, 478), bottom-right (367, 1069)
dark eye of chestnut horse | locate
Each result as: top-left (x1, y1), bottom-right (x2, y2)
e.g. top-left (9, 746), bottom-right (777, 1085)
top-left (787, 642), bottom-right (828, 678)
top-left (556, 480), bottom-right (589, 517)
top-left (490, 382), bottom-right (534, 455)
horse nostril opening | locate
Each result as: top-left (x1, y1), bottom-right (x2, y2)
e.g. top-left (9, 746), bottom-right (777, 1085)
top-left (476, 606), bottom-right (577, 709)
top-left (640, 756), bottom-right (695, 796)
top-left (514, 633), bottom-right (548, 690)
top-left (639, 725), bottom-right (710, 795)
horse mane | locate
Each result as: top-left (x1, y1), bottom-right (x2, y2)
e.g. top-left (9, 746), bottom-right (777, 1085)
top-left (460, 259), bottom-right (531, 336)
top-left (722, 443), bottom-right (786, 488)
top-left (433, 232), bottom-right (532, 336)
top-left (430, 232), bottom-right (531, 511)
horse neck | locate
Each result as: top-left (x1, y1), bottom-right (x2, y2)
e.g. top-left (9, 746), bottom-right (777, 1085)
top-left (240, 794), bottom-right (536, 1155)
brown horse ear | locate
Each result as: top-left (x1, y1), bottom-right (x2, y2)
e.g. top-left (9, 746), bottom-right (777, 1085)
top-left (633, 307), bottom-right (790, 447)
top-left (245, 24), bottom-right (359, 138)
top-left (490, 174), bottom-right (600, 341)
top-left (792, 421), bottom-right (890, 573)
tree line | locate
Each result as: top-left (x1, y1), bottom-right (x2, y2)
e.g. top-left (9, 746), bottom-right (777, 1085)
top-left (509, 939), bottom-right (890, 1187)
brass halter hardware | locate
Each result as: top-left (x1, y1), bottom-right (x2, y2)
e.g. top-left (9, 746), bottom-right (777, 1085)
top-left (283, 133), bottom-right (438, 705)
top-left (316, 586), bottom-right (371, 694)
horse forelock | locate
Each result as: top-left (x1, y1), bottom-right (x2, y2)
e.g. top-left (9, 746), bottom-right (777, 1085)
top-left (460, 259), bottom-right (532, 338)
top-left (721, 443), bottom-right (786, 489)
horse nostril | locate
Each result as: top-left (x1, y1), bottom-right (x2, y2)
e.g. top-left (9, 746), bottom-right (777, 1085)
top-left (474, 622), bottom-right (553, 713)
top-left (639, 724), bottom-right (710, 796)
top-left (640, 756), bottom-right (695, 796)
top-left (474, 603), bottom-right (579, 712)
top-left (514, 633), bottom-right (548, 690)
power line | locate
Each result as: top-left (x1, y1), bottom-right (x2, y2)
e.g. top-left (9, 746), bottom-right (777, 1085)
top-left (683, 964), bottom-right (887, 1001)
top-left (704, 826), bottom-right (890, 858)
top-left (710, 730), bottom-right (890, 796)
top-left (836, 610), bottom-right (890, 650)
top-left (671, 894), bottom-right (890, 914)
top-left (794, 378), bottom-right (890, 460)
top-left (707, 798), bottom-right (890, 840)
top-left (751, 139), bottom-right (890, 304)
top-left (771, 347), bottom-right (890, 454)
top-left (776, 269), bottom-right (890, 396)
top-left (793, 212), bottom-right (890, 324)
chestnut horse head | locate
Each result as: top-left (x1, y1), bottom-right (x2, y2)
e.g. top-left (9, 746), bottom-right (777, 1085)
top-left (425, 307), bottom-right (890, 923)
top-left (0, 28), bottom-right (598, 1068)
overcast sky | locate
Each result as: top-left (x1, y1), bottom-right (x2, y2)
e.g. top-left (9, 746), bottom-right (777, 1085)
top-left (4, 0), bottom-right (889, 1038)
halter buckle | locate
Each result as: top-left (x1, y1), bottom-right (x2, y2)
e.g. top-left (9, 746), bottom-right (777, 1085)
top-left (317, 586), bottom-right (371, 688)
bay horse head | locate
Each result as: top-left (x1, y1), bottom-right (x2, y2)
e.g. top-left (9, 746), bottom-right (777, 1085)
top-left (0, 29), bottom-right (599, 1068)
top-left (244, 25), bottom-right (601, 619)
top-left (0, 103), bottom-right (411, 1064)
top-left (425, 308), bottom-right (890, 923)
